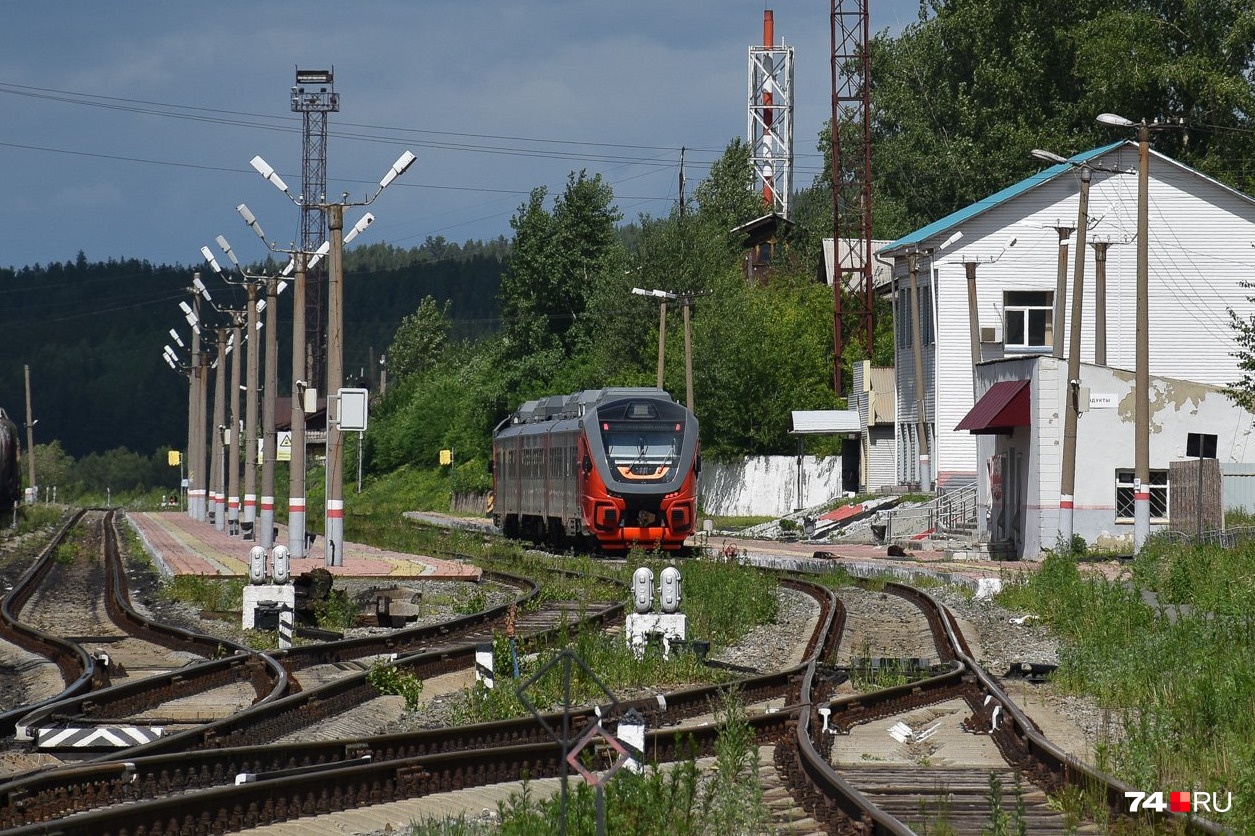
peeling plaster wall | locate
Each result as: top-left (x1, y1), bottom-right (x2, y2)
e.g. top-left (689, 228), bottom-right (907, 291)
top-left (701, 456), bottom-right (845, 517)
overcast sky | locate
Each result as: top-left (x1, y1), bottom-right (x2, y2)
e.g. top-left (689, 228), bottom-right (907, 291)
top-left (0, 2), bottom-right (924, 271)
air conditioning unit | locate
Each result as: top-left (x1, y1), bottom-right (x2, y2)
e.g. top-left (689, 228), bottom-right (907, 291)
top-left (980, 327), bottom-right (1000, 343)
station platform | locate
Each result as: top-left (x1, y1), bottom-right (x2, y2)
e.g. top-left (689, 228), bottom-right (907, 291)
top-left (126, 511), bottom-right (482, 581)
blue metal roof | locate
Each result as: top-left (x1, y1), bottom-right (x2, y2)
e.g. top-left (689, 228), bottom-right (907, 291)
top-left (878, 141), bottom-right (1128, 254)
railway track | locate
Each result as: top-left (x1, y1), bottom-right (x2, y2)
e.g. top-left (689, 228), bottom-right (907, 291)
top-left (4, 510), bottom-right (283, 750)
top-left (0, 521), bottom-right (1230, 834)
top-left (773, 579), bottom-right (1227, 834)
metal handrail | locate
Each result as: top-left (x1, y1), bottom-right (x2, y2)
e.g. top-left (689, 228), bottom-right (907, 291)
top-left (884, 483), bottom-right (978, 541)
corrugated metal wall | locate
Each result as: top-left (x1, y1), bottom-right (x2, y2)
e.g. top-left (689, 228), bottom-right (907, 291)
top-left (1222, 463), bottom-right (1255, 513)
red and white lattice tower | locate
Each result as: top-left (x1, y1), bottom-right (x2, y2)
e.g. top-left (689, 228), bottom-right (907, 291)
top-left (829, 0), bottom-right (873, 394)
top-left (748, 11), bottom-right (794, 216)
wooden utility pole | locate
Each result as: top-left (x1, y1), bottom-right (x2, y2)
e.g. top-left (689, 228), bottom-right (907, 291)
top-left (24, 365), bottom-right (35, 494)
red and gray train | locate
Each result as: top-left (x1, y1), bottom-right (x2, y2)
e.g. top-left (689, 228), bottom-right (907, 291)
top-left (491, 387), bottom-right (700, 553)
top-left (0, 408), bottom-right (20, 510)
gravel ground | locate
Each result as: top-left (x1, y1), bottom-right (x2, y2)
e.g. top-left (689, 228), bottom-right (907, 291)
top-left (931, 585), bottom-right (1121, 756)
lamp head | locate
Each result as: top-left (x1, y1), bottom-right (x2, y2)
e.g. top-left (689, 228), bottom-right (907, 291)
top-left (250, 155), bottom-right (291, 195)
top-left (1031, 149), bottom-right (1068, 165)
top-left (1097, 112), bottom-right (1135, 128)
top-left (379, 150), bottom-right (417, 190)
top-left (200, 246), bottom-right (222, 275)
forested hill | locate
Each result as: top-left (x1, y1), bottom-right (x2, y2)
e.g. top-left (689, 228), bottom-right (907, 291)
top-left (0, 238), bottom-right (506, 459)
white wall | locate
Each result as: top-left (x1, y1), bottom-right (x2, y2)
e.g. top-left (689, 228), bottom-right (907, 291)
top-left (890, 143), bottom-right (1255, 491)
top-left (701, 456), bottom-right (844, 517)
top-left (972, 355), bottom-right (1255, 558)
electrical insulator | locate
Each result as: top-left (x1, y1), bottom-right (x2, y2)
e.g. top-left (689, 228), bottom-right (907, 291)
top-left (632, 567), bottom-right (655, 614)
top-left (660, 566), bottom-right (682, 614)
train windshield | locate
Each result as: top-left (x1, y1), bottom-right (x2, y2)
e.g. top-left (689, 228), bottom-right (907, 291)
top-left (599, 420), bottom-right (684, 483)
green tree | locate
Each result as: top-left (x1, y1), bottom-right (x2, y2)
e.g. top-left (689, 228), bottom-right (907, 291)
top-left (692, 138), bottom-right (762, 247)
top-left (385, 295), bottom-right (452, 383)
top-left (31, 440), bottom-right (75, 494)
top-left (498, 172), bottom-right (623, 359)
top-left (866, 0), bottom-right (1255, 238)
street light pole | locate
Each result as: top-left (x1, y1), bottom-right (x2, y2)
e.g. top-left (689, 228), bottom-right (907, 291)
top-left (261, 276), bottom-right (280, 549)
top-left (249, 150), bottom-right (414, 568)
top-left (212, 328), bottom-right (228, 530)
top-left (290, 252), bottom-right (309, 558)
top-left (1134, 121), bottom-right (1151, 552)
top-left (228, 315), bottom-right (243, 536)
top-left (1099, 113), bottom-right (1155, 551)
top-left (244, 282), bottom-right (260, 540)
top-left (325, 202), bottom-right (346, 566)
top-left (632, 286), bottom-right (677, 391)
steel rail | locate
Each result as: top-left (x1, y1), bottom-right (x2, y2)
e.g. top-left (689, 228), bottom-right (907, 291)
top-left (13, 511), bottom-right (288, 741)
top-left (0, 571), bottom-right (843, 831)
top-left (0, 510), bottom-right (99, 738)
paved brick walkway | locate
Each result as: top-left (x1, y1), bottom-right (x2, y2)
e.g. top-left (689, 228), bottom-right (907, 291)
top-left (127, 511), bottom-right (481, 581)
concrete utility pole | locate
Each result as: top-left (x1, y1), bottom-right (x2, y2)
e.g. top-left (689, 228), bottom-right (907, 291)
top-left (228, 315), bottom-right (243, 536)
top-left (212, 328), bottom-right (228, 531)
top-left (244, 283), bottom-right (260, 540)
top-left (1097, 112), bottom-right (1165, 552)
top-left (290, 252), bottom-right (309, 559)
top-left (1051, 226), bottom-right (1073, 359)
top-left (906, 252), bottom-right (931, 492)
top-left (325, 203), bottom-right (346, 566)
top-left (1134, 122), bottom-right (1151, 551)
top-left (261, 277), bottom-right (280, 550)
top-left (1059, 165), bottom-right (1092, 545)
top-left (186, 291), bottom-right (203, 521)
top-left (1092, 242), bottom-right (1110, 366)
top-left (248, 144), bottom-right (414, 568)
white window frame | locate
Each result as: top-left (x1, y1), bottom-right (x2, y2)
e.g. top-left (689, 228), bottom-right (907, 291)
top-left (1003, 290), bottom-right (1053, 352)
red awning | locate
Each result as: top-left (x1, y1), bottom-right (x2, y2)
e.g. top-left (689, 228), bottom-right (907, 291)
top-left (955, 379), bottom-right (1030, 434)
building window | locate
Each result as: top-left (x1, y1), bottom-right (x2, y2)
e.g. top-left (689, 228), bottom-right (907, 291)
top-left (1004, 291), bottom-right (1053, 351)
top-left (1115, 469), bottom-right (1169, 522)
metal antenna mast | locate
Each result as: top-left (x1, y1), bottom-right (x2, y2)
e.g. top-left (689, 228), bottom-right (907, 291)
top-left (748, 10), bottom-right (794, 217)
top-left (830, 0), bottom-right (873, 394)
top-left (291, 67), bottom-right (339, 393)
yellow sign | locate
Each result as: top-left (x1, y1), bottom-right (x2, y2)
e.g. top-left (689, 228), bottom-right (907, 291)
top-left (439, 449), bottom-right (453, 466)
top-left (168, 450), bottom-right (181, 466)
top-left (277, 431), bottom-right (292, 462)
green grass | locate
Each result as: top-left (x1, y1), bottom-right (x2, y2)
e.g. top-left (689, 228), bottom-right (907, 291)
top-left (996, 544), bottom-right (1255, 833)
top-left (426, 689), bottom-right (767, 836)
top-left (165, 574), bottom-right (247, 613)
